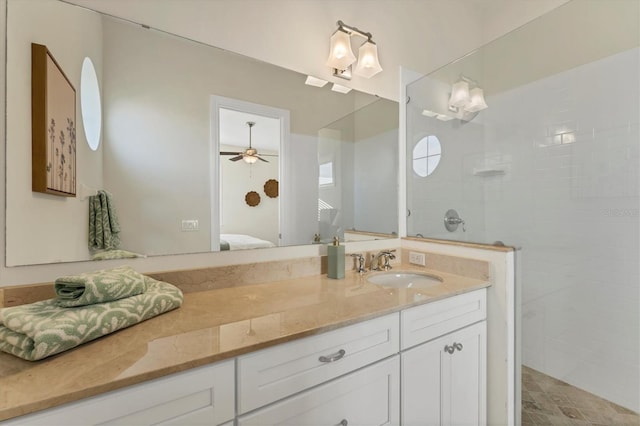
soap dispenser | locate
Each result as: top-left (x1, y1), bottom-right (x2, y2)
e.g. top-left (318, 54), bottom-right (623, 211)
top-left (327, 236), bottom-right (345, 279)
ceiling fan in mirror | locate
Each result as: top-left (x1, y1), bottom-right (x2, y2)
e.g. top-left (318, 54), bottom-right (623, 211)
top-left (220, 121), bottom-right (277, 164)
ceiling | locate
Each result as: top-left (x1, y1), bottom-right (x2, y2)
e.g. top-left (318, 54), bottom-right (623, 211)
top-left (219, 108), bottom-right (280, 152)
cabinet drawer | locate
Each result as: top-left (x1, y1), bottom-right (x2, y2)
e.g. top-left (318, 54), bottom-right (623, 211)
top-left (2, 360), bottom-right (235, 426)
top-left (401, 288), bottom-right (486, 350)
top-left (238, 356), bottom-right (399, 426)
top-left (237, 313), bottom-right (399, 414)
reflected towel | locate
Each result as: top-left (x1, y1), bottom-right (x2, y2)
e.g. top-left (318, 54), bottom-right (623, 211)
top-left (55, 266), bottom-right (147, 308)
top-left (91, 249), bottom-right (146, 261)
top-left (0, 277), bottom-right (183, 361)
top-left (89, 190), bottom-right (121, 251)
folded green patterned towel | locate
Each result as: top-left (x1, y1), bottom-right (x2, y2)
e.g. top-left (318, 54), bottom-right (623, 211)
top-left (54, 266), bottom-right (146, 307)
top-left (0, 277), bottom-right (183, 361)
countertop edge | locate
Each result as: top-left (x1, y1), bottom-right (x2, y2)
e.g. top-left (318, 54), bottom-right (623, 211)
top-left (0, 276), bottom-right (490, 421)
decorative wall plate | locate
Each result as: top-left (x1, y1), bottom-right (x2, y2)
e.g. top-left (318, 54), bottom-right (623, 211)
top-left (264, 179), bottom-right (279, 198)
top-left (245, 191), bottom-right (260, 207)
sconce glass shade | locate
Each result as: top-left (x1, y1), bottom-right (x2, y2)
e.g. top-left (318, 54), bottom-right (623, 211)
top-left (243, 155), bottom-right (258, 164)
top-left (463, 87), bottom-right (488, 112)
top-left (449, 80), bottom-right (470, 108)
top-left (326, 28), bottom-right (356, 70)
top-left (354, 41), bottom-right (382, 78)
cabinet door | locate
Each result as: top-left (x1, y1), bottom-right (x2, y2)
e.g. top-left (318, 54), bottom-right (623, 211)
top-left (443, 321), bottom-right (486, 426)
top-left (2, 360), bottom-right (235, 426)
top-left (238, 356), bottom-right (399, 426)
top-left (401, 321), bottom-right (486, 426)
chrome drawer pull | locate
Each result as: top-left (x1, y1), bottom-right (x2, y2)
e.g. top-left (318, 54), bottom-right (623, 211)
top-left (454, 342), bottom-right (463, 351)
top-left (339, 419), bottom-right (348, 426)
top-left (444, 344), bottom-right (455, 354)
top-left (319, 349), bottom-right (346, 363)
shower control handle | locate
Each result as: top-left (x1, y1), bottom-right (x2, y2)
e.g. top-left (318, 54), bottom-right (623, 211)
top-left (444, 209), bottom-right (466, 232)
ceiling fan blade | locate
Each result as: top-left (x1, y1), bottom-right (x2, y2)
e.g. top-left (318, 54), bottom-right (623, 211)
top-left (257, 156), bottom-right (269, 163)
top-left (220, 151), bottom-right (242, 156)
top-left (260, 153), bottom-right (279, 157)
top-left (229, 155), bottom-right (243, 162)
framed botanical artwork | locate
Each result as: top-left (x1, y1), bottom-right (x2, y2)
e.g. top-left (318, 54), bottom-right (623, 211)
top-left (31, 43), bottom-right (76, 197)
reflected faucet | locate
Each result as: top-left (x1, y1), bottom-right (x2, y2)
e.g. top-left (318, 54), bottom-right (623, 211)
top-left (350, 253), bottom-right (366, 274)
top-left (371, 250), bottom-right (396, 271)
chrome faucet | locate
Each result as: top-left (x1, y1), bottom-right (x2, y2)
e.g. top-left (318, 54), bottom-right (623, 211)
top-left (350, 253), bottom-right (366, 274)
top-left (371, 250), bottom-right (396, 271)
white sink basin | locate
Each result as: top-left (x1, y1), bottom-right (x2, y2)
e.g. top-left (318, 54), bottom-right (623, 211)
top-left (368, 271), bottom-right (443, 289)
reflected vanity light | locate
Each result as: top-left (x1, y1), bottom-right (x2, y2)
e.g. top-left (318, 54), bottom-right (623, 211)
top-left (464, 87), bottom-right (488, 112)
top-left (305, 75), bottom-right (328, 87)
top-left (327, 20), bottom-right (382, 80)
top-left (435, 114), bottom-right (454, 121)
top-left (448, 76), bottom-right (488, 114)
top-left (449, 80), bottom-right (470, 108)
top-left (331, 83), bottom-right (352, 94)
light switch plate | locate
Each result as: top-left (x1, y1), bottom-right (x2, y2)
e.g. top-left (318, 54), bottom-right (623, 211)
top-left (181, 219), bottom-right (199, 231)
top-left (409, 251), bottom-right (426, 266)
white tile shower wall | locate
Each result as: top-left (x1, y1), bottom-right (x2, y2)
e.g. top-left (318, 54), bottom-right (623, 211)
top-left (407, 106), bottom-right (487, 243)
top-left (483, 47), bottom-right (639, 411)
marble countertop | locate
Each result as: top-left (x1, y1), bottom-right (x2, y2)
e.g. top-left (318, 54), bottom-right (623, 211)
top-left (0, 266), bottom-right (489, 421)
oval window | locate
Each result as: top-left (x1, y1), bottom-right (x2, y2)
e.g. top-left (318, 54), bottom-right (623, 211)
top-left (412, 135), bottom-right (441, 177)
top-left (80, 57), bottom-right (101, 151)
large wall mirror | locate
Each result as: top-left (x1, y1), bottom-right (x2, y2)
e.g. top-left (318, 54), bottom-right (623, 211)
top-left (5, 0), bottom-right (399, 266)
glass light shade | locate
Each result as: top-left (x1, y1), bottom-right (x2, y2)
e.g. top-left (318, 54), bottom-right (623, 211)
top-left (463, 87), bottom-right (488, 112)
top-left (326, 29), bottom-right (356, 70)
top-left (354, 41), bottom-right (382, 78)
top-left (449, 80), bottom-right (470, 108)
top-left (243, 155), bottom-right (258, 164)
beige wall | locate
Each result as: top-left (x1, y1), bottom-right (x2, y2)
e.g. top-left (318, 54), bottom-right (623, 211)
top-left (5, 0), bottom-right (103, 265)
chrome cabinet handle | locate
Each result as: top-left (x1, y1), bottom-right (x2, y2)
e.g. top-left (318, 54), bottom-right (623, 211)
top-left (319, 349), bottom-right (346, 363)
top-left (339, 420), bottom-right (348, 426)
top-left (445, 343), bottom-right (463, 354)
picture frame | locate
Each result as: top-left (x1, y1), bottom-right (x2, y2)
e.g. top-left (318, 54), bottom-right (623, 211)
top-left (31, 43), bottom-right (76, 197)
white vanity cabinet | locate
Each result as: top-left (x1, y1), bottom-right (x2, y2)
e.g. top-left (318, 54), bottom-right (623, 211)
top-left (1, 360), bottom-right (235, 426)
top-left (400, 289), bottom-right (487, 426)
top-left (238, 356), bottom-right (399, 426)
top-left (1, 288), bottom-right (488, 426)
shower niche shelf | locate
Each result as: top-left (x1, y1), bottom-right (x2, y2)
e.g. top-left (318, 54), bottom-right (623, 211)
top-left (472, 168), bottom-right (506, 177)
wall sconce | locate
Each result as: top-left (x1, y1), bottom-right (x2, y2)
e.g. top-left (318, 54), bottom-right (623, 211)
top-left (326, 20), bottom-right (382, 80)
top-left (448, 76), bottom-right (488, 114)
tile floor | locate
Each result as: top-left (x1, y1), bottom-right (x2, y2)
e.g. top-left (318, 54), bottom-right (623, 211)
top-left (522, 366), bottom-right (639, 425)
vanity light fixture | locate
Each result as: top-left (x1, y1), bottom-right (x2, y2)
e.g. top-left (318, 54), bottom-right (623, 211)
top-left (305, 75), bottom-right (328, 87)
top-left (326, 20), bottom-right (382, 80)
top-left (331, 83), bottom-right (352, 94)
top-left (448, 76), bottom-right (488, 113)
